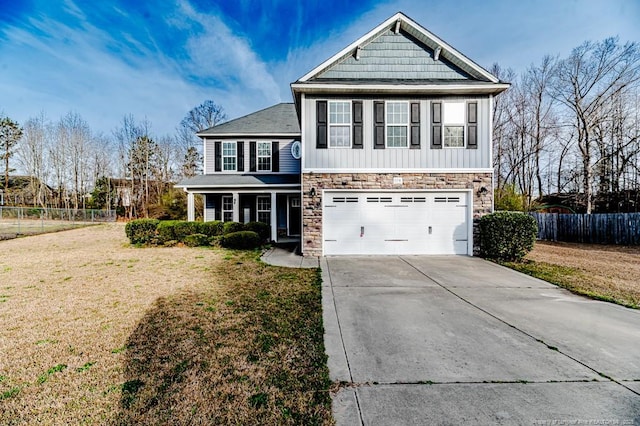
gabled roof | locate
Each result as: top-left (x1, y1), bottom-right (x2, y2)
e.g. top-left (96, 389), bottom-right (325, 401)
top-left (291, 12), bottom-right (508, 97)
top-left (197, 103), bottom-right (300, 137)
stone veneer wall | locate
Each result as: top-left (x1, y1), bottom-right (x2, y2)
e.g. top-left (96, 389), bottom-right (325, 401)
top-left (301, 172), bottom-right (493, 257)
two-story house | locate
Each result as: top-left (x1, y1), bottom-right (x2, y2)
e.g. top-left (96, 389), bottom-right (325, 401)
top-left (177, 12), bottom-right (509, 256)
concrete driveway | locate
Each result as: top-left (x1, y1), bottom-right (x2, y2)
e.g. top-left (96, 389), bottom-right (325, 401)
top-left (321, 256), bottom-right (640, 425)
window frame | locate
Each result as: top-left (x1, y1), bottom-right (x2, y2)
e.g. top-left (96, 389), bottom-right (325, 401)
top-left (222, 196), bottom-right (233, 222)
top-left (256, 195), bottom-right (271, 224)
top-left (442, 101), bottom-right (466, 149)
top-left (328, 100), bottom-right (352, 148)
top-left (385, 101), bottom-right (409, 148)
top-left (256, 141), bottom-right (272, 171)
top-left (222, 141), bottom-right (237, 171)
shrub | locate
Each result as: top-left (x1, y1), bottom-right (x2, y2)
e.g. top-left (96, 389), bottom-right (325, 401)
top-left (244, 221), bottom-right (270, 242)
top-left (220, 231), bottom-right (261, 250)
top-left (200, 221), bottom-right (224, 237)
top-left (156, 220), bottom-right (180, 243)
top-left (222, 221), bottom-right (244, 235)
top-left (173, 221), bottom-right (204, 241)
top-left (479, 212), bottom-right (538, 262)
top-left (184, 233), bottom-right (210, 247)
top-left (125, 219), bottom-right (159, 244)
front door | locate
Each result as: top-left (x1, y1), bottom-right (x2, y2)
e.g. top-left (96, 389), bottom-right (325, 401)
top-left (288, 196), bottom-right (301, 237)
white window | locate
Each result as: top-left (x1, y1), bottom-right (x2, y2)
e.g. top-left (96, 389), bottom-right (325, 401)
top-left (222, 142), bottom-right (236, 171)
top-left (329, 101), bottom-right (351, 148)
top-left (257, 196), bottom-right (271, 224)
top-left (386, 101), bottom-right (409, 148)
top-left (257, 142), bottom-right (271, 171)
top-left (443, 102), bottom-right (465, 148)
top-left (222, 196), bottom-right (233, 222)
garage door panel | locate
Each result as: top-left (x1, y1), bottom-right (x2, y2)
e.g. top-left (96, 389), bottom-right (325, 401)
top-left (323, 191), bottom-right (469, 256)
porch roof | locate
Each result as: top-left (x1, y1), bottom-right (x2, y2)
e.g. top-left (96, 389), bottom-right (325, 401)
top-left (175, 174), bottom-right (300, 190)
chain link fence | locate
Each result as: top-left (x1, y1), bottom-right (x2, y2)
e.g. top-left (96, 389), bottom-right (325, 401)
top-left (0, 207), bottom-right (116, 240)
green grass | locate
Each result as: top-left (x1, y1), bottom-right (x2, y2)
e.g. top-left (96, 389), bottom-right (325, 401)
top-left (37, 364), bottom-right (67, 384)
top-left (113, 250), bottom-right (332, 425)
top-left (502, 260), bottom-right (638, 309)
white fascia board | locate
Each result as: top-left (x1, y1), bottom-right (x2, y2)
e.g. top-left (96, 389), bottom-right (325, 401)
top-left (197, 133), bottom-right (300, 138)
top-left (302, 168), bottom-right (494, 174)
top-left (295, 12), bottom-right (501, 84)
top-left (291, 82), bottom-right (510, 96)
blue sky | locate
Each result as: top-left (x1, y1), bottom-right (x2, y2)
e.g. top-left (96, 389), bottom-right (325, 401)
top-left (1, 0), bottom-right (639, 136)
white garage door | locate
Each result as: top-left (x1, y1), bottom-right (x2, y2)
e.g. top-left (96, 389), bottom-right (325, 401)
top-left (323, 192), bottom-right (469, 255)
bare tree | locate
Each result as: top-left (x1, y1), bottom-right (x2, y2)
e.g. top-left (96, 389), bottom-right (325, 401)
top-left (0, 116), bottom-right (23, 193)
top-left (18, 113), bottom-right (50, 207)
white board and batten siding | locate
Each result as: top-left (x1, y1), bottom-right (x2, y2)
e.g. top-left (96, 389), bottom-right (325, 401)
top-left (302, 97), bottom-right (491, 170)
top-left (203, 139), bottom-right (300, 174)
top-left (323, 190), bottom-right (471, 255)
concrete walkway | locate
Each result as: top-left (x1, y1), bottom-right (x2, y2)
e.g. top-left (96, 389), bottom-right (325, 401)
top-left (260, 246), bottom-right (319, 268)
top-left (321, 256), bottom-right (640, 425)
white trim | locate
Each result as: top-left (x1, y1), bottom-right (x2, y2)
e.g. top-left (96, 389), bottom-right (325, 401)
top-left (302, 168), bottom-right (494, 174)
top-left (197, 132), bottom-right (300, 138)
top-left (296, 12), bottom-right (500, 84)
top-left (202, 141), bottom-right (207, 174)
top-left (489, 94), bottom-right (494, 179)
top-left (257, 141), bottom-right (272, 171)
top-left (385, 100), bottom-right (409, 148)
top-left (256, 195), bottom-right (271, 224)
top-left (328, 100), bottom-right (352, 148)
top-left (291, 82), bottom-right (510, 96)
top-left (222, 195), bottom-right (233, 222)
top-left (301, 93), bottom-right (306, 171)
top-left (176, 184), bottom-right (300, 190)
top-left (222, 141), bottom-right (237, 171)
top-left (182, 189), bottom-right (300, 195)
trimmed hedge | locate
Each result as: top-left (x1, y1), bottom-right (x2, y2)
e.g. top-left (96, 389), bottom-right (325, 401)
top-left (173, 221), bottom-right (203, 241)
top-left (184, 233), bottom-right (210, 247)
top-left (223, 221), bottom-right (245, 235)
top-left (244, 221), bottom-right (270, 242)
top-left (156, 220), bottom-right (180, 242)
top-left (479, 211), bottom-right (538, 261)
top-left (200, 221), bottom-right (224, 237)
top-left (125, 219), bottom-right (159, 244)
top-left (220, 231), bottom-right (261, 250)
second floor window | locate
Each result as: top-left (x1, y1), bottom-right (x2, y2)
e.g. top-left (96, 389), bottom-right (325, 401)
top-left (257, 142), bottom-right (271, 171)
top-left (386, 101), bottom-right (408, 147)
top-left (329, 101), bottom-right (351, 147)
top-left (443, 102), bottom-right (465, 148)
top-left (223, 142), bottom-right (236, 171)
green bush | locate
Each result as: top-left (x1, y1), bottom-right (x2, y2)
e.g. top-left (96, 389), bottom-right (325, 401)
top-left (244, 221), bottom-right (271, 242)
top-left (222, 221), bottom-right (244, 235)
top-left (125, 219), bottom-right (159, 244)
top-left (200, 221), bottom-right (224, 237)
top-left (479, 212), bottom-right (538, 261)
top-left (184, 233), bottom-right (210, 247)
top-left (173, 221), bottom-right (204, 241)
top-left (156, 220), bottom-right (180, 242)
top-left (220, 231), bottom-right (261, 250)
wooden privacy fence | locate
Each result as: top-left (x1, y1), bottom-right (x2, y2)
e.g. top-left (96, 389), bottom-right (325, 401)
top-left (530, 213), bottom-right (640, 245)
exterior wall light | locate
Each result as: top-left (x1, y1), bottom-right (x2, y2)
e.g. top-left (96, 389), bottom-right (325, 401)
top-left (309, 188), bottom-right (316, 197)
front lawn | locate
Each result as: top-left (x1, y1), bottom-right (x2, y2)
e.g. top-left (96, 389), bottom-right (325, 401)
top-left (503, 241), bottom-right (640, 309)
top-left (0, 224), bottom-right (332, 425)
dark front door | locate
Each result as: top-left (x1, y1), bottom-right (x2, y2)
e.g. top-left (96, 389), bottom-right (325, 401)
top-left (288, 196), bottom-right (301, 237)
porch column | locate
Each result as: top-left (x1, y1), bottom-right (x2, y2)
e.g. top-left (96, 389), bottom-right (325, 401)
top-left (232, 192), bottom-right (240, 222)
top-left (270, 192), bottom-right (277, 242)
top-left (187, 192), bottom-right (195, 222)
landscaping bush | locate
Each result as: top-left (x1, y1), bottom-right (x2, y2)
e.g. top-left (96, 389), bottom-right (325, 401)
top-left (222, 221), bottom-right (244, 235)
top-left (479, 211), bottom-right (538, 261)
top-left (200, 221), bottom-right (224, 237)
top-left (220, 231), bottom-right (261, 250)
top-left (244, 221), bottom-right (271, 242)
top-left (156, 220), bottom-right (180, 243)
top-left (184, 233), bottom-right (210, 247)
top-left (173, 221), bottom-right (204, 241)
top-left (125, 219), bottom-right (159, 245)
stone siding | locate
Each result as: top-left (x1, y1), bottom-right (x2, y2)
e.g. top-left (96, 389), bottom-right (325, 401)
top-left (301, 172), bottom-right (492, 257)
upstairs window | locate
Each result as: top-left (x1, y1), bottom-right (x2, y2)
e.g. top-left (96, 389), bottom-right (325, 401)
top-left (386, 101), bottom-right (409, 147)
top-left (329, 101), bottom-right (351, 147)
top-left (257, 142), bottom-right (271, 171)
top-left (443, 102), bottom-right (465, 148)
top-left (222, 142), bottom-right (236, 170)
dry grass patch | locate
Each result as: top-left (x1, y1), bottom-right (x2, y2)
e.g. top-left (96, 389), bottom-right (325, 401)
top-left (504, 241), bottom-right (640, 309)
top-left (0, 224), bottom-right (331, 425)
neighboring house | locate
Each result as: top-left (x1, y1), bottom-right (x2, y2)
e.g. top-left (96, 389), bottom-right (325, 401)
top-left (177, 12), bottom-right (509, 256)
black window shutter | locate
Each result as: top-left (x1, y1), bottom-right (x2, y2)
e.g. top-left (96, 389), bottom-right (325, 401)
top-left (410, 102), bottom-right (420, 149)
top-left (271, 141), bottom-right (279, 172)
top-left (249, 141), bottom-right (257, 172)
top-left (316, 101), bottom-right (327, 149)
top-left (374, 101), bottom-right (385, 149)
top-left (430, 102), bottom-right (442, 149)
top-left (352, 101), bottom-right (363, 149)
top-left (214, 141), bottom-right (222, 171)
top-left (467, 102), bottom-right (478, 149)
top-left (237, 141), bottom-right (244, 171)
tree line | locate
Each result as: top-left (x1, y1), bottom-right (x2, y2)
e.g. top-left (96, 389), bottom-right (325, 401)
top-left (0, 101), bottom-right (225, 218)
top-left (492, 37), bottom-right (640, 213)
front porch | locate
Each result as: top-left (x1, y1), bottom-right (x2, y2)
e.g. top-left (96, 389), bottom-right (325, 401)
top-left (186, 191), bottom-right (301, 243)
